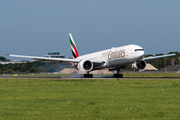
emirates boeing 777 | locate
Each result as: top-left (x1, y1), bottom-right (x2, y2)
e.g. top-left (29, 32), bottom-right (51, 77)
top-left (6, 33), bottom-right (175, 78)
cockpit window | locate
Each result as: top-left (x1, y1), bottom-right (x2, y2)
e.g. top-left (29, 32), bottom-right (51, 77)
top-left (135, 49), bottom-right (144, 51)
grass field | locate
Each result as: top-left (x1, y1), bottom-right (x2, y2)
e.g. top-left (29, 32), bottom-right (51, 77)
top-left (0, 78), bottom-right (180, 120)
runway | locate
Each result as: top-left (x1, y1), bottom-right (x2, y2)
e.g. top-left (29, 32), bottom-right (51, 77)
top-left (1, 75), bottom-right (180, 80)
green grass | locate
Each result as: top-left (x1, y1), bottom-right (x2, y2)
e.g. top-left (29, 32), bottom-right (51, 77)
top-left (0, 79), bottom-right (180, 119)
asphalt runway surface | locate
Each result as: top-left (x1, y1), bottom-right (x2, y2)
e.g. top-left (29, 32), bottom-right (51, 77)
top-left (1, 74), bottom-right (180, 79)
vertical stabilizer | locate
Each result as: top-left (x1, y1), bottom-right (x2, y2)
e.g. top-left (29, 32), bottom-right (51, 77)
top-left (69, 33), bottom-right (80, 59)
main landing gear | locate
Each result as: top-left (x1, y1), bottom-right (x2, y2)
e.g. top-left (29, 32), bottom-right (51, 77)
top-left (83, 67), bottom-right (123, 78)
top-left (84, 72), bottom-right (93, 78)
top-left (114, 74), bottom-right (123, 78)
top-left (113, 67), bottom-right (123, 78)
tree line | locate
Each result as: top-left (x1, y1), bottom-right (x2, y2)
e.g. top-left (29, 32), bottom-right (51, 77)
top-left (0, 59), bottom-right (71, 74)
top-left (0, 51), bottom-right (180, 74)
top-left (145, 52), bottom-right (180, 69)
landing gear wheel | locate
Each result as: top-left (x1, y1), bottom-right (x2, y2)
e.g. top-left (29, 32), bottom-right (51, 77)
top-left (84, 74), bottom-right (93, 78)
top-left (114, 74), bottom-right (123, 78)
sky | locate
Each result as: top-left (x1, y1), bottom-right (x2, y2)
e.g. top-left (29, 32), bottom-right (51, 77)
top-left (1, 0), bottom-right (180, 60)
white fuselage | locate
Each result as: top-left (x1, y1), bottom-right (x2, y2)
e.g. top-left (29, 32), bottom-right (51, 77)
top-left (76, 44), bottom-right (144, 70)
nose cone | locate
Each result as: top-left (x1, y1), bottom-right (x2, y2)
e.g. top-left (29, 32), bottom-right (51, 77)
top-left (133, 52), bottom-right (143, 61)
top-left (135, 51), bottom-right (144, 60)
top-left (138, 46), bottom-right (144, 59)
top-left (140, 51), bottom-right (145, 59)
top-left (132, 45), bottom-right (145, 60)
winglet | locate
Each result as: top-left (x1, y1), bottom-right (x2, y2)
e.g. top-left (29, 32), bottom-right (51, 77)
top-left (69, 33), bottom-right (80, 58)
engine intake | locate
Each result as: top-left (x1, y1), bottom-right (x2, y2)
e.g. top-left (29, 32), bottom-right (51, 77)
top-left (132, 60), bottom-right (147, 71)
top-left (77, 60), bottom-right (93, 72)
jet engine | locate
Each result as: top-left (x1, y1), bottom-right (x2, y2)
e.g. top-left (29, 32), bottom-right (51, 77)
top-left (132, 60), bottom-right (147, 71)
top-left (77, 60), bottom-right (93, 72)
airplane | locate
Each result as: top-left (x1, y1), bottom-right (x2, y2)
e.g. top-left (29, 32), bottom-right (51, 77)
top-left (6, 33), bottom-right (175, 78)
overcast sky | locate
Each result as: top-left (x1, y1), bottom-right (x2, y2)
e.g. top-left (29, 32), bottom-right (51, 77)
top-left (1, 0), bottom-right (180, 60)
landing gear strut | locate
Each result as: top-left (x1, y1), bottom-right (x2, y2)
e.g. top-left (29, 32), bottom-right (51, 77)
top-left (114, 74), bottom-right (123, 78)
top-left (113, 67), bottom-right (123, 78)
top-left (84, 72), bottom-right (93, 78)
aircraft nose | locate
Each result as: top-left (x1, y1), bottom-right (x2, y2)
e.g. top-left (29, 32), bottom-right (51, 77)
top-left (142, 51), bottom-right (145, 56)
top-left (140, 51), bottom-right (145, 59)
top-left (137, 51), bottom-right (144, 60)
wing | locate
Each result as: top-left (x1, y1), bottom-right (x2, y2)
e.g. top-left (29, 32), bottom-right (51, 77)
top-left (5, 54), bottom-right (80, 64)
top-left (5, 54), bottom-right (104, 64)
top-left (143, 53), bottom-right (175, 61)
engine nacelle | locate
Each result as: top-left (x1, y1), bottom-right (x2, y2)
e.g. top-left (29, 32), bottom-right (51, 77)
top-left (132, 60), bottom-right (147, 71)
top-left (77, 60), bottom-right (93, 72)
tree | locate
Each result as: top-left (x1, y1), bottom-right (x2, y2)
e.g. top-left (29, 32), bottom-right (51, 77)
top-left (0, 56), bottom-right (9, 61)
